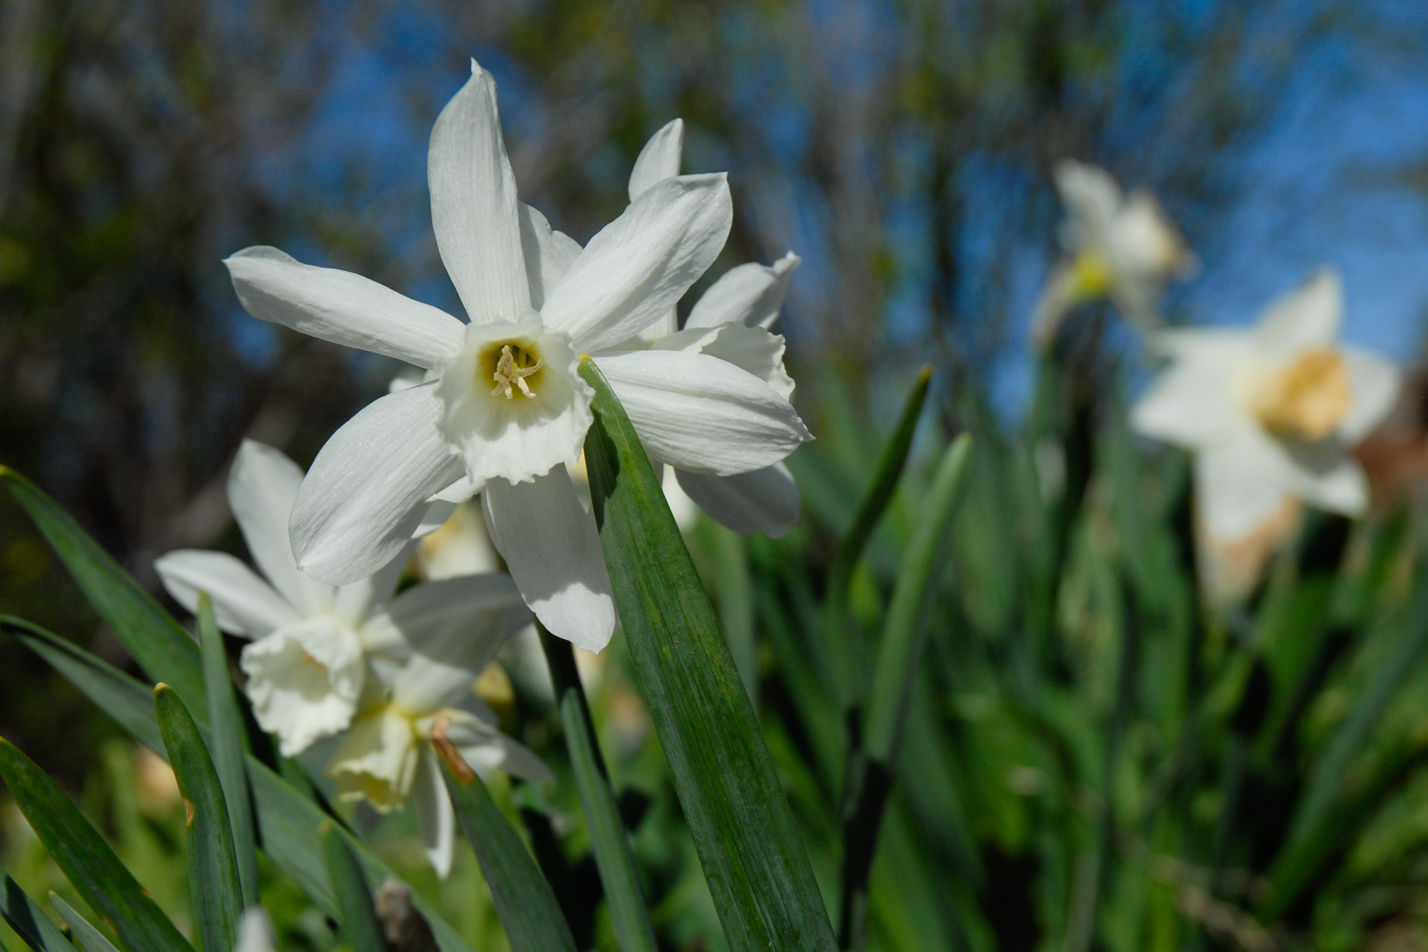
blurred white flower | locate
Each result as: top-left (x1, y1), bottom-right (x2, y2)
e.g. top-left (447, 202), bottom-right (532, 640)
top-left (1033, 159), bottom-right (1195, 346)
top-left (327, 620), bottom-right (551, 878)
top-left (233, 909), bottom-right (276, 952)
top-left (155, 440), bottom-right (529, 759)
top-left (1131, 269), bottom-right (1400, 542)
top-left (224, 61), bottom-right (808, 653)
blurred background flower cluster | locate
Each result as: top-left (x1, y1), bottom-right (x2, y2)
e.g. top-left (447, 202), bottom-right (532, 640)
top-left (7, 2), bottom-right (1428, 951)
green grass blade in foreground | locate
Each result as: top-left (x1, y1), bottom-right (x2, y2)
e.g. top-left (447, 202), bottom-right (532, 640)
top-left (824, 367), bottom-right (932, 700)
top-left (578, 357), bottom-right (838, 952)
top-left (0, 739), bottom-right (194, 952)
top-left (0, 468), bottom-right (207, 710)
top-left (841, 433), bottom-right (972, 951)
top-left (538, 624), bottom-right (657, 952)
top-left (155, 684), bottom-right (243, 952)
top-left (320, 822), bottom-right (389, 952)
top-left (197, 595), bottom-right (261, 907)
top-left (1, 618), bottom-right (479, 952)
top-left (49, 894), bottom-right (121, 952)
top-left (2, 873), bottom-right (73, 952)
top-left (440, 760), bottom-right (578, 952)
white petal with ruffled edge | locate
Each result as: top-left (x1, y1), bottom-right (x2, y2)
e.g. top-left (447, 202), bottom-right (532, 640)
top-left (686, 252), bottom-right (800, 330)
top-left (428, 61), bottom-right (529, 325)
top-left (224, 247), bottom-right (465, 370)
top-left (154, 550), bottom-right (298, 638)
top-left (482, 469), bottom-right (616, 652)
top-left (410, 747), bottom-right (457, 879)
top-left (291, 384), bottom-right (461, 586)
top-left (676, 463), bottom-right (801, 537)
top-left (542, 174), bottom-right (732, 353)
top-left (597, 349), bottom-right (811, 476)
top-left (228, 440), bottom-right (334, 616)
top-left (239, 615), bottom-right (366, 757)
top-left (434, 317), bottom-right (593, 484)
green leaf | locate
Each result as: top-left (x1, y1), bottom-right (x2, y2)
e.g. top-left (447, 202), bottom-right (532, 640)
top-left (439, 761), bottom-right (578, 952)
top-left (0, 468), bottom-right (207, 711)
top-left (155, 684), bottom-right (243, 952)
top-left (1, 617), bottom-right (479, 952)
top-left (49, 894), bottom-right (121, 952)
top-left (319, 822), bottom-right (389, 952)
top-left (537, 624), bottom-right (656, 952)
top-left (578, 357), bottom-right (837, 952)
top-left (196, 596), bottom-right (261, 907)
top-left (2, 873), bottom-right (72, 952)
top-left (0, 738), bottom-right (194, 952)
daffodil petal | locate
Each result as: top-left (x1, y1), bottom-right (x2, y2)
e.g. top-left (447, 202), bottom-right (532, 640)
top-left (154, 550), bottom-right (298, 638)
top-left (596, 350), bottom-right (811, 476)
top-left (224, 247), bottom-right (465, 370)
top-left (332, 542), bottom-right (414, 629)
top-left (628, 118), bottom-right (684, 200)
top-left (1131, 354), bottom-right (1245, 447)
top-left (1194, 437), bottom-right (1294, 541)
top-left (239, 618), bottom-right (365, 757)
top-left (482, 469), bottom-right (616, 652)
top-left (429, 60), bottom-right (530, 324)
top-left (686, 252), bottom-right (799, 330)
top-left (228, 440), bottom-right (334, 616)
top-left (1054, 159), bottom-right (1120, 249)
top-left (379, 574), bottom-right (525, 656)
top-left (291, 384), bottom-right (463, 586)
top-left (519, 202), bottom-right (582, 309)
top-left (1291, 455), bottom-right (1369, 517)
top-left (1253, 268), bottom-right (1343, 359)
top-left (411, 747), bottom-right (457, 879)
top-left (675, 463), bottom-right (801, 537)
top-left (542, 173), bottom-right (732, 352)
top-left (1339, 347), bottom-right (1402, 443)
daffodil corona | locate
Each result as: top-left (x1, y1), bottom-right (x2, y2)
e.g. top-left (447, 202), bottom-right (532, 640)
top-left (1131, 269), bottom-right (1400, 542)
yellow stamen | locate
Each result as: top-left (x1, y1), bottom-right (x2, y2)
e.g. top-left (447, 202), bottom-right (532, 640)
top-left (490, 344), bottom-right (542, 399)
top-left (1252, 349), bottom-right (1352, 441)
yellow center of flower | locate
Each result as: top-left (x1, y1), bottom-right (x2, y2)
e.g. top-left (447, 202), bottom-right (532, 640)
top-left (1251, 349), bottom-right (1352, 441)
top-left (488, 343), bottom-right (543, 399)
top-left (1068, 249), bottom-right (1114, 298)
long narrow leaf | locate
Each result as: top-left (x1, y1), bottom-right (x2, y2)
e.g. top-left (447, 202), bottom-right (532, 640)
top-left (578, 357), bottom-right (837, 952)
top-left (155, 684), bottom-right (244, 952)
top-left (538, 624), bottom-right (657, 952)
top-left (439, 761), bottom-right (578, 952)
top-left (197, 596), bottom-right (261, 907)
top-left (2, 616), bottom-right (479, 952)
top-left (0, 468), bottom-right (207, 711)
top-left (840, 433), bottom-right (973, 950)
top-left (2, 874), bottom-right (72, 952)
top-left (49, 894), bottom-right (121, 952)
top-left (320, 823), bottom-right (389, 952)
top-left (0, 739), bottom-right (194, 952)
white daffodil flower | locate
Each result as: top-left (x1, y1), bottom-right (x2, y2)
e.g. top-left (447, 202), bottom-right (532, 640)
top-left (224, 61), bottom-right (810, 653)
top-left (155, 440), bottom-right (527, 759)
top-left (607, 119), bottom-right (804, 537)
top-left (1032, 159), bottom-right (1195, 346)
top-left (1131, 269), bottom-right (1401, 542)
top-left (233, 909), bottom-right (276, 952)
top-left (326, 621), bottom-right (551, 878)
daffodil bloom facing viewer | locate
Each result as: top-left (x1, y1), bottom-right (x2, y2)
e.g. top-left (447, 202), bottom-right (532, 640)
top-left (1033, 159), bottom-right (1196, 347)
top-left (1131, 269), bottom-right (1400, 543)
top-left (224, 61), bottom-right (810, 653)
top-left (155, 440), bottom-right (532, 759)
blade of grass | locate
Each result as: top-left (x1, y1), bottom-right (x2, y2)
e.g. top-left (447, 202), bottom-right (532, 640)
top-left (579, 357), bottom-right (837, 952)
top-left (537, 622), bottom-right (657, 952)
top-left (438, 759), bottom-right (578, 952)
top-left (196, 595), bottom-right (261, 908)
top-left (839, 434), bottom-right (973, 951)
top-left (2, 874), bottom-right (72, 952)
top-left (48, 894), bottom-right (120, 952)
top-left (155, 684), bottom-right (243, 952)
top-left (320, 822), bottom-right (390, 952)
top-left (0, 738), bottom-right (194, 952)
top-left (2, 616), bottom-right (478, 952)
top-left (0, 468), bottom-right (206, 710)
